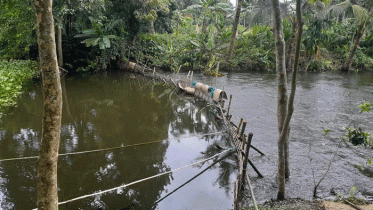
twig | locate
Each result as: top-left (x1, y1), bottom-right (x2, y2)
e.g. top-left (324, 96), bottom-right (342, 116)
top-left (312, 140), bottom-right (343, 198)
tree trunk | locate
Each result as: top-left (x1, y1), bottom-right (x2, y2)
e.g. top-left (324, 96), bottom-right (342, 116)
top-left (284, 0), bottom-right (303, 188)
top-left (57, 24), bottom-right (63, 67)
top-left (286, 18), bottom-right (297, 70)
top-left (341, 22), bottom-right (366, 71)
top-left (34, 0), bottom-right (63, 209)
top-left (284, 127), bottom-right (290, 178)
top-left (271, 0), bottom-right (287, 200)
top-left (227, 0), bottom-right (242, 61)
top-left (150, 20), bottom-right (155, 34)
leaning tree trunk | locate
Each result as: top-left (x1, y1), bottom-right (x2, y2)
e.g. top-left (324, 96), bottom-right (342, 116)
top-left (227, 0), bottom-right (242, 61)
top-left (341, 22), bottom-right (366, 71)
top-left (284, 0), bottom-right (303, 180)
top-left (34, 0), bottom-right (63, 209)
top-left (271, 0), bottom-right (287, 201)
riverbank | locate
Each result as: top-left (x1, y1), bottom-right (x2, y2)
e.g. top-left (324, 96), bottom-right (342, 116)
top-left (245, 198), bottom-right (373, 210)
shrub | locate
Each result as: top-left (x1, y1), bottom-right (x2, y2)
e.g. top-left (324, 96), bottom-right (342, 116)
top-left (0, 59), bottom-right (38, 112)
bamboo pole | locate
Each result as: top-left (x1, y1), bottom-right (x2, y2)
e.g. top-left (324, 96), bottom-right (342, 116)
top-left (227, 94), bottom-right (232, 117)
top-left (237, 118), bottom-right (243, 134)
top-left (242, 133), bottom-right (253, 185)
top-left (239, 122), bottom-right (247, 140)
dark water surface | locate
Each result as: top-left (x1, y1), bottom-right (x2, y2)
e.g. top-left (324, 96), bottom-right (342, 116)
top-left (0, 71), bottom-right (373, 209)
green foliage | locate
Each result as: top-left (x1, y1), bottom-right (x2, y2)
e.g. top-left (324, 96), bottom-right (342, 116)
top-left (0, 60), bottom-right (38, 112)
top-left (0, 0), bottom-right (37, 59)
top-left (354, 49), bottom-right (373, 69)
top-left (345, 127), bottom-right (371, 147)
top-left (139, 33), bottom-right (194, 71)
top-left (346, 186), bottom-right (367, 205)
top-left (358, 102), bottom-right (372, 113)
top-left (306, 59), bottom-right (334, 71)
top-left (324, 128), bottom-right (331, 137)
top-left (231, 25), bottom-right (275, 70)
top-left (75, 17), bottom-right (122, 50)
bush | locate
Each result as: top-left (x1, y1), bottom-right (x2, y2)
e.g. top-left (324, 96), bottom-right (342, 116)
top-left (0, 59), bottom-right (38, 112)
top-left (354, 49), bottom-right (373, 70)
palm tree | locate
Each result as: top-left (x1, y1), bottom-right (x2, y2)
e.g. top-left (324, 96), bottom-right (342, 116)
top-left (227, 0), bottom-right (243, 61)
top-left (320, 0), bottom-right (373, 71)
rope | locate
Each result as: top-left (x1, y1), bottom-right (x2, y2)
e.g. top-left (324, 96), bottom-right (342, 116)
top-left (0, 132), bottom-right (224, 163)
top-left (31, 149), bottom-right (232, 209)
top-left (152, 149), bottom-right (236, 207)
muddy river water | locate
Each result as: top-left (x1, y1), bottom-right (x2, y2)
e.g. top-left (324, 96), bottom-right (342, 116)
top-left (0, 71), bottom-right (372, 209)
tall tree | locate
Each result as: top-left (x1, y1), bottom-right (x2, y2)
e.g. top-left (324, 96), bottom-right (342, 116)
top-left (272, 0), bottom-right (303, 200)
top-left (34, 0), bottom-right (63, 209)
top-left (271, 0), bottom-right (287, 200)
top-left (135, 0), bottom-right (170, 34)
top-left (227, 0), bottom-right (242, 61)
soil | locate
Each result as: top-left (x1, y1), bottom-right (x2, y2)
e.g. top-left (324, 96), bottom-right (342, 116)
top-left (244, 198), bottom-right (373, 210)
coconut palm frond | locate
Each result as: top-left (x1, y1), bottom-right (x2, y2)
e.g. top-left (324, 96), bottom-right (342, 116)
top-left (216, 3), bottom-right (231, 8)
top-left (330, 0), bottom-right (351, 17)
top-left (183, 4), bottom-right (203, 12)
top-left (352, 5), bottom-right (368, 23)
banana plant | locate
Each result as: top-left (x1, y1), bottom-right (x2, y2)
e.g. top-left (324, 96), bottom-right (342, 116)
top-left (74, 17), bottom-right (121, 49)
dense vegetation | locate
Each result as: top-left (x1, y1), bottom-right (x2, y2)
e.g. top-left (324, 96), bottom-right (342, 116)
top-left (0, 60), bottom-right (38, 113)
top-left (0, 0), bottom-right (373, 112)
top-left (0, 0), bottom-right (372, 74)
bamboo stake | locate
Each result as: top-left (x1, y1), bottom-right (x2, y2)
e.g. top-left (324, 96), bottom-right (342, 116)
top-left (250, 145), bottom-right (265, 156)
top-left (242, 133), bottom-right (258, 210)
top-left (242, 133), bottom-right (253, 185)
top-left (237, 118), bottom-right (243, 134)
top-left (227, 94), bottom-right (232, 117)
top-left (247, 159), bottom-right (263, 178)
top-left (239, 122), bottom-right (247, 140)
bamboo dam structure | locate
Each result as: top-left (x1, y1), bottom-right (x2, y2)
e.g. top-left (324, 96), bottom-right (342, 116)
top-left (119, 59), bottom-right (265, 209)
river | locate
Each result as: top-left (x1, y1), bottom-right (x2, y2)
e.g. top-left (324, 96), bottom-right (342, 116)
top-left (0, 71), bottom-right (372, 209)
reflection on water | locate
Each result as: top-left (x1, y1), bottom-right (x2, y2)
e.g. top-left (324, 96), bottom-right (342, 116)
top-left (1, 71), bottom-right (373, 209)
top-left (0, 75), bottom-right (234, 209)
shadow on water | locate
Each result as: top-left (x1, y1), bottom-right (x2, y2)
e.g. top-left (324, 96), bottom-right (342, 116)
top-left (0, 74), bottom-right (236, 210)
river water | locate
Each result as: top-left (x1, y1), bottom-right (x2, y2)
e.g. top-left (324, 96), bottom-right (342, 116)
top-left (0, 71), bottom-right (372, 209)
